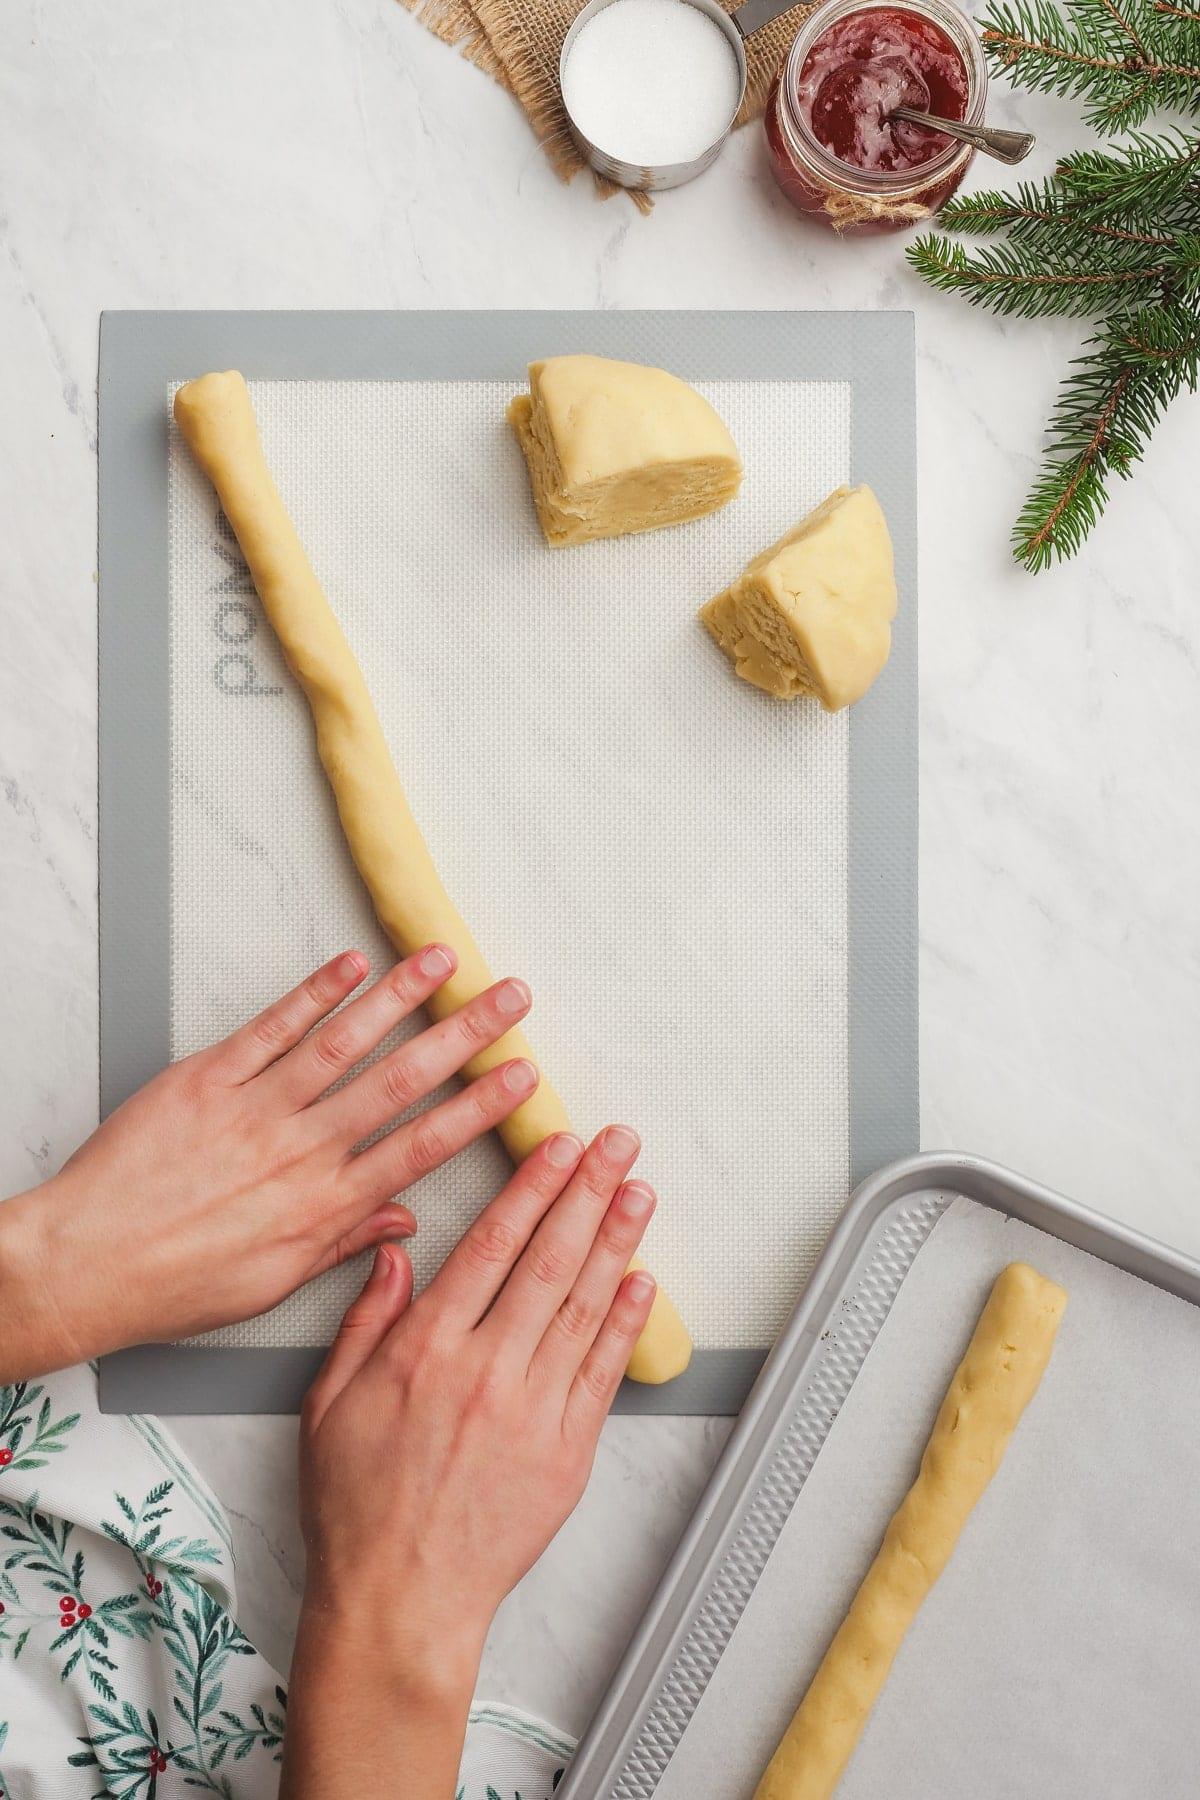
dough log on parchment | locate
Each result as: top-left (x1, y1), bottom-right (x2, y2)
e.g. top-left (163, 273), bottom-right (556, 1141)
top-left (755, 1260), bottom-right (1067, 1800)
top-left (173, 370), bottom-right (692, 1387)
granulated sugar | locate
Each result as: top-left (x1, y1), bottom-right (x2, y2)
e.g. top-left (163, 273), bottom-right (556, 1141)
top-left (561, 0), bottom-right (742, 167)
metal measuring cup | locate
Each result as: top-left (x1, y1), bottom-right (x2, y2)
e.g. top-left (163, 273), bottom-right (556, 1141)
top-left (559, 0), bottom-right (796, 191)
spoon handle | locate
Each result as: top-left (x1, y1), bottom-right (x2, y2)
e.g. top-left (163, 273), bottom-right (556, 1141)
top-left (890, 105), bottom-right (1036, 165)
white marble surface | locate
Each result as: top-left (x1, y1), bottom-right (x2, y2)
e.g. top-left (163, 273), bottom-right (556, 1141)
top-left (2, 0), bottom-right (1198, 1740)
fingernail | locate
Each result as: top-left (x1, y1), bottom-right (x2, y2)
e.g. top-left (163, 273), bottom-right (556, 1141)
top-left (620, 1180), bottom-right (655, 1220)
top-left (626, 1271), bottom-right (657, 1304)
top-left (546, 1132), bottom-right (583, 1167)
top-left (603, 1125), bottom-right (640, 1164)
top-left (369, 1246), bottom-right (393, 1283)
top-left (497, 978), bottom-right (531, 1016)
top-left (503, 1058), bottom-right (538, 1094)
top-left (420, 945), bottom-right (453, 980)
top-left (339, 951), bottom-right (368, 981)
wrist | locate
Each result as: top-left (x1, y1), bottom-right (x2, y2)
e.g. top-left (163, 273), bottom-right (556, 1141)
top-left (285, 1580), bottom-right (488, 1800)
top-left (299, 1577), bottom-right (489, 1701)
top-left (0, 1180), bottom-right (80, 1381)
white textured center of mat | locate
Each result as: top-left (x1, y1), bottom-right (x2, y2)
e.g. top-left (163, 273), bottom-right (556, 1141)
top-left (167, 378), bottom-right (850, 1350)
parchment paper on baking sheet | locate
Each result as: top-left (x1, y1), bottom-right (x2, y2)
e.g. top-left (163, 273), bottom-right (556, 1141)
top-left (656, 1195), bottom-right (1200, 1799)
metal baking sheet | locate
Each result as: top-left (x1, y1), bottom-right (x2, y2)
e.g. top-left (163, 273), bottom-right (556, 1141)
top-left (559, 1151), bottom-right (1200, 1797)
top-left (97, 310), bottom-right (917, 1416)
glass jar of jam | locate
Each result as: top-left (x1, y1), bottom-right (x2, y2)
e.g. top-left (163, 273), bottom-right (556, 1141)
top-left (764, 0), bottom-right (987, 233)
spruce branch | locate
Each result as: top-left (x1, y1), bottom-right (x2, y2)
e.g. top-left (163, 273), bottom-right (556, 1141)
top-left (937, 179), bottom-right (1182, 246)
top-left (981, 0), bottom-right (1200, 130)
top-left (911, 0), bottom-right (1200, 568)
top-left (907, 230), bottom-right (1185, 315)
top-left (1055, 129), bottom-right (1200, 218)
top-left (1012, 305), bottom-right (1200, 568)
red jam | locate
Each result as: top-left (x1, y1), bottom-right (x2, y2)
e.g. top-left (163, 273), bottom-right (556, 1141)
top-left (764, 1), bottom-right (978, 233)
top-left (798, 9), bottom-right (969, 172)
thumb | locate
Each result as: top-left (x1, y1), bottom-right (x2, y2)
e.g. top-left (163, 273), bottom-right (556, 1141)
top-left (307, 1200), bottom-right (417, 1283)
top-left (304, 1244), bottom-right (413, 1426)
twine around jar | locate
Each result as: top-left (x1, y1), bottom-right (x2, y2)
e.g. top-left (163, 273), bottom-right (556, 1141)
top-left (821, 189), bottom-right (933, 228)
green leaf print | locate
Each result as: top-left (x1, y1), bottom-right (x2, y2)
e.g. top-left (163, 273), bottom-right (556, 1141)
top-left (0, 1381), bottom-right (80, 1472)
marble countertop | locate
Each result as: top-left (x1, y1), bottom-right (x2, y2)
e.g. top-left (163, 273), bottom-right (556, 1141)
top-left (3, 0), bottom-right (1198, 1740)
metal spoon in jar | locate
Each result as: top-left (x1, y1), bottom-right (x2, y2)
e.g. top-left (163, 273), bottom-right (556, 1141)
top-left (889, 105), bottom-right (1035, 164)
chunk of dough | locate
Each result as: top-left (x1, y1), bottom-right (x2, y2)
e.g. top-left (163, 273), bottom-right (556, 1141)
top-left (508, 353), bottom-right (742, 546)
top-left (701, 485), bottom-right (896, 711)
top-left (755, 1261), bottom-right (1067, 1800)
top-left (173, 370), bottom-right (692, 1387)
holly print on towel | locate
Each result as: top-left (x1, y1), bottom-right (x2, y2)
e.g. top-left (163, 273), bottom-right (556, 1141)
top-left (0, 1364), bottom-right (574, 1799)
top-left (0, 1365), bottom-right (281, 1798)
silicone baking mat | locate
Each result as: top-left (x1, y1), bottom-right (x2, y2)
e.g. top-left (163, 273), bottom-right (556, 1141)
top-left (97, 311), bottom-right (917, 1415)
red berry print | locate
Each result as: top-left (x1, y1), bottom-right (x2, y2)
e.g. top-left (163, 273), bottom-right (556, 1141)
top-left (60, 1596), bottom-right (74, 1611)
top-left (77, 1602), bottom-right (92, 1618)
top-left (0, 1448), bottom-right (12, 1466)
top-left (0, 1600), bottom-right (5, 1614)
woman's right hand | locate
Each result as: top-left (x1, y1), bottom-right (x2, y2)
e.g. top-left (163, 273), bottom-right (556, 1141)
top-left (0, 943), bottom-right (540, 1380)
top-left (284, 1125), bottom-right (658, 1800)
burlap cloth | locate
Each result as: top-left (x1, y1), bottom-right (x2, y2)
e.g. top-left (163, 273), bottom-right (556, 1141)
top-left (399, 0), bottom-right (814, 207)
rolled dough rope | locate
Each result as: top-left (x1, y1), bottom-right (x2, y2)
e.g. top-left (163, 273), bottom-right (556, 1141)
top-left (174, 371), bottom-right (692, 1387)
top-left (754, 1260), bottom-right (1067, 1800)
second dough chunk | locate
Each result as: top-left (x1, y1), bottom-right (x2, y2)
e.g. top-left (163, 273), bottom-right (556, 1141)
top-left (700, 484), bottom-right (896, 711)
top-left (508, 353), bottom-right (742, 546)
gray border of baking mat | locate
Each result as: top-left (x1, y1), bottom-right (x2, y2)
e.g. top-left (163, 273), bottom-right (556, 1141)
top-left (97, 310), bottom-right (917, 1416)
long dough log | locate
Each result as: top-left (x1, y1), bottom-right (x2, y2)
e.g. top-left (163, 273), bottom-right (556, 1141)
top-left (174, 371), bottom-right (691, 1386)
top-left (755, 1260), bottom-right (1067, 1800)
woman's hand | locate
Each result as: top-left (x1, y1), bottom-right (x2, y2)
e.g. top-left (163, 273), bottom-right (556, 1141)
top-left (283, 1127), bottom-right (658, 1800)
top-left (0, 944), bottom-right (541, 1380)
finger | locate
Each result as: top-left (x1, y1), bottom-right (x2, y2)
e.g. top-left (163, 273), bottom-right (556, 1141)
top-left (268, 944), bottom-right (458, 1111)
top-left (345, 1058), bottom-right (541, 1202)
top-left (318, 978), bottom-right (533, 1145)
top-left (213, 951), bottom-right (369, 1084)
top-left (564, 1270), bottom-right (657, 1438)
top-left (305, 1199), bottom-right (418, 1283)
top-left (302, 1244), bottom-right (413, 1429)
top-left (531, 1180), bottom-right (656, 1386)
top-left (484, 1126), bottom-right (641, 1359)
top-left (421, 1132), bottom-right (585, 1325)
